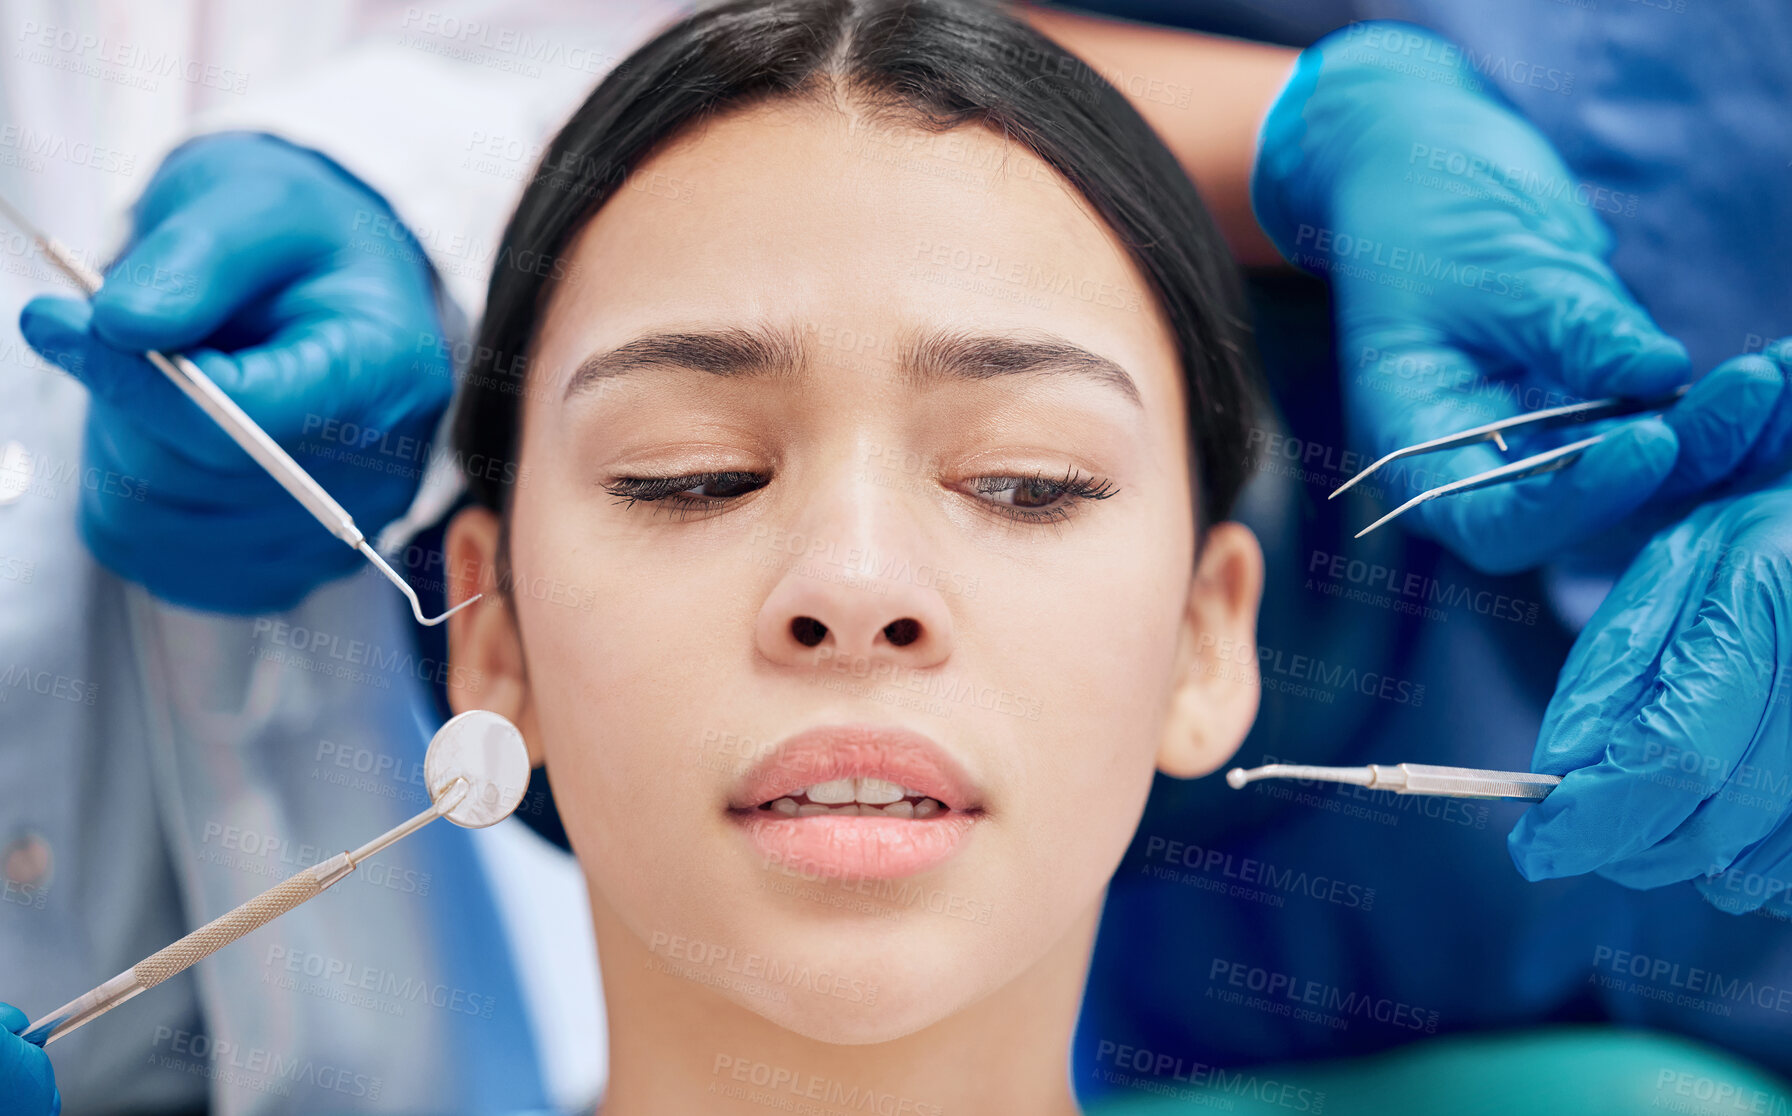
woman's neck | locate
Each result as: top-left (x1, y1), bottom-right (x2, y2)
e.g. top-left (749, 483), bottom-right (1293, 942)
top-left (590, 897), bottom-right (1098, 1116)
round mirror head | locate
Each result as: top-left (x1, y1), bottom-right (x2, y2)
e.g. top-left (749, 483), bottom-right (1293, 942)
top-left (425, 710), bottom-right (531, 828)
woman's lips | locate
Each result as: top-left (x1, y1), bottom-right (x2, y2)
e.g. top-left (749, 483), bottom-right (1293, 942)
top-left (727, 724), bottom-right (983, 880)
top-left (735, 812), bottom-right (980, 881)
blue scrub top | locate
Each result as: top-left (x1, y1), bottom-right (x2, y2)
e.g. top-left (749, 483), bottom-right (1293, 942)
top-left (1063, 0), bottom-right (1792, 1103)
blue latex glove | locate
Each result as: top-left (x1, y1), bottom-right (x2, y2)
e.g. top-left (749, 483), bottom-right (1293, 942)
top-left (20, 131), bottom-right (454, 614)
top-left (0, 1002), bottom-right (59, 1115)
top-left (1252, 23), bottom-right (1790, 574)
top-left (1508, 451), bottom-right (1792, 917)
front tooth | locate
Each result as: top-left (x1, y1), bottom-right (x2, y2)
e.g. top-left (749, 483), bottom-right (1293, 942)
top-left (913, 798), bottom-right (942, 819)
top-left (856, 777), bottom-right (904, 805)
top-left (832, 803), bottom-right (862, 816)
top-left (796, 804), bottom-right (830, 817)
top-left (807, 778), bottom-right (856, 805)
top-left (882, 801), bottom-right (914, 818)
top-left (772, 798), bottom-right (799, 816)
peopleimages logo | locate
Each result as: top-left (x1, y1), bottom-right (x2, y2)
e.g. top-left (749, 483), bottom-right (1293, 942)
top-left (1336, 22), bottom-right (1575, 96)
top-left (1292, 224), bottom-right (1528, 299)
top-left (710, 1055), bottom-right (944, 1116)
top-left (1406, 143), bottom-right (1640, 219)
top-left (1307, 549), bottom-right (1540, 625)
top-left (1591, 946), bottom-right (1792, 1016)
top-left (1208, 959), bottom-right (1440, 1033)
top-left (647, 932), bottom-right (880, 1005)
top-left (1093, 1041), bottom-right (1327, 1113)
top-left (1141, 833), bottom-right (1377, 911)
top-left (1197, 632), bottom-right (1426, 708)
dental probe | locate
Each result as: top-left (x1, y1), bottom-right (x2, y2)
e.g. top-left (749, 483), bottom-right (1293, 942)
top-left (0, 193), bottom-right (477, 626)
top-left (20, 779), bottom-right (470, 1047)
top-left (1225, 762), bottom-right (1562, 801)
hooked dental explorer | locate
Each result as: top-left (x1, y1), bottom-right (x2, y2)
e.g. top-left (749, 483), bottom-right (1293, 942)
top-left (0, 192), bottom-right (477, 626)
top-left (21, 710), bottom-right (531, 1046)
top-left (1225, 762), bottom-right (1562, 801)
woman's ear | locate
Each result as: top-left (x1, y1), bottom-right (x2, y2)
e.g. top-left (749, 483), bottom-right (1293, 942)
top-left (445, 506), bottom-right (543, 766)
top-left (1157, 521), bottom-right (1265, 778)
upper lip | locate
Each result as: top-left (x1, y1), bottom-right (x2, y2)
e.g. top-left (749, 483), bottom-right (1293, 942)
top-left (727, 724), bottom-right (982, 813)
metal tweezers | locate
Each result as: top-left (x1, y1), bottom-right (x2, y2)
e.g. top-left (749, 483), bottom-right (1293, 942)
top-left (1227, 762), bottom-right (1560, 801)
top-left (1329, 387), bottom-right (1689, 538)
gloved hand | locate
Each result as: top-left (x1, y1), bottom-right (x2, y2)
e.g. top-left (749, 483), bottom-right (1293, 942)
top-left (1252, 22), bottom-right (1790, 574)
top-left (1507, 474), bottom-right (1792, 917)
top-left (0, 1002), bottom-right (59, 1115)
top-left (20, 131), bottom-right (454, 614)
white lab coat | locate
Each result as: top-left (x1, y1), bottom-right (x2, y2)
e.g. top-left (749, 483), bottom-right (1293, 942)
top-left (0, 2), bottom-right (681, 1111)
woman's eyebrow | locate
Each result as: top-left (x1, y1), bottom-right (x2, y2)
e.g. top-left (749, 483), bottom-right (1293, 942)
top-left (904, 328), bottom-right (1142, 407)
top-left (563, 324), bottom-right (1143, 407)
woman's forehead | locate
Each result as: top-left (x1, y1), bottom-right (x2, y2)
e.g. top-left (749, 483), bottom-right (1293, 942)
top-left (530, 98), bottom-right (1181, 411)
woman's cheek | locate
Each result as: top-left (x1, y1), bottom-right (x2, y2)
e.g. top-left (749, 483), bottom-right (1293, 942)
top-left (1034, 554), bottom-right (1182, 863)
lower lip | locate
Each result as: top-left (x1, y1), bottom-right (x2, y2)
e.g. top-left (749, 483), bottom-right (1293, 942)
top-left (731, 811), bottom-right (979, 880)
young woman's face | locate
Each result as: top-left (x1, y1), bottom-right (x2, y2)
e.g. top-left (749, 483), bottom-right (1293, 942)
top-left (448, 99), bottom-right (1262, 1043)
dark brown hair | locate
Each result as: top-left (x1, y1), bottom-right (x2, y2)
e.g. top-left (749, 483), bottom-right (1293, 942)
top-left (451, 0), bottom-right (1261, 531)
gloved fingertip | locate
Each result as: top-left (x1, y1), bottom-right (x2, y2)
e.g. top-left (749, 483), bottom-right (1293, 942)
top-left (1728, 351), bottom-right (1782, 382)
top-left (1507, 800), bottom-right (1608, 882)
top-left (1657, 356), bottom-right (1786, 495)
top-left (89, 224), bottom-right (216, 352)
top-left (1691, 353), bottom-right (1784, 409)
top-left (1589, 416), bottom-right (1679, 479)
top-left (1506, 821), bottom-right (1554, 881)
top-left (0, 1001), bottom-right (26, 1033)
top-left (19, 295), bottom-right (92, 338)
top-left (1559, 307), bottom-right (1692, 397)
top-left (18, 298), bottom-right (96, 374)
top-left (1548, 418), bottom-right (1676, 509)
top-left (1732, 357), bottom-right (1786, 412)
top-left (90, 290), bottom-right (188, 354)
top-left (20, 297), bottom-right (162, 403)
top-left (1601, 333), bottom-right (1692, 397)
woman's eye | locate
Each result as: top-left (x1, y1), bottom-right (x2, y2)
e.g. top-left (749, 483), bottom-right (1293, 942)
top-left (971, 468), bottom-right (1118, 523)
top-left (602, 470), bottom-right (770, 512)
top-left (683, 473), bottom-right (764, 499)
top-left (989, 472), bottom-right (1068, 508)
top-left (602, 466), bottom-right (1116, 525)
top-left (987, 476), bottom-right (1067, 508)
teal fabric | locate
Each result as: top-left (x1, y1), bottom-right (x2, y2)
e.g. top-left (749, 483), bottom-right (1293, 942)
top-left (1084, 1027), bottom-right (1792, 1116)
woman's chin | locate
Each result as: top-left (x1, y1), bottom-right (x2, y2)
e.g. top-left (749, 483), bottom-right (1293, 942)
top-left (738, 973), bottom-right (968, 1046)
top-left (689, 907), bottom-right (998, 1044)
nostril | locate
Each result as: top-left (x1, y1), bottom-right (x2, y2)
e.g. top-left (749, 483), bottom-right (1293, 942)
top-left (883, 618), bottom-right (921, 647)
top-left (791, 616), bottom-right (828, 648)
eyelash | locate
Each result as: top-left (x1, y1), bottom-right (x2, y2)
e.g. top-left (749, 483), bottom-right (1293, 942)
top-left (969, 466), bottom-right (1118, 524)
top-left (603, 470), bottom-right (767, 521)
top-left (601, 466), bottom-right (1118, 524)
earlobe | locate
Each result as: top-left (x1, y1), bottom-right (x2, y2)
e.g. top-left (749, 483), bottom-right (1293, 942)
top-left (1156, 521), bottom-right (1265, 779)
top-left (444, 506), bottom-right (542, 766)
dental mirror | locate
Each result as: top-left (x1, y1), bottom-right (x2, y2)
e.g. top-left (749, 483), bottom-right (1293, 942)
top-left (426, 709), bottom-right (532, 828)
top-left (22, 710), bottom-right (532, 1046)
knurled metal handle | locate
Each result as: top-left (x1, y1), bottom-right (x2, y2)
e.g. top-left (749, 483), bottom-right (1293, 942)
top-left (133, 867), bottom-right (324, 988)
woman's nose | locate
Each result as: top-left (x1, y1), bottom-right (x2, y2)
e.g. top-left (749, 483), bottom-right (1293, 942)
top-left (754, 548), bottom-right (956, 671)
